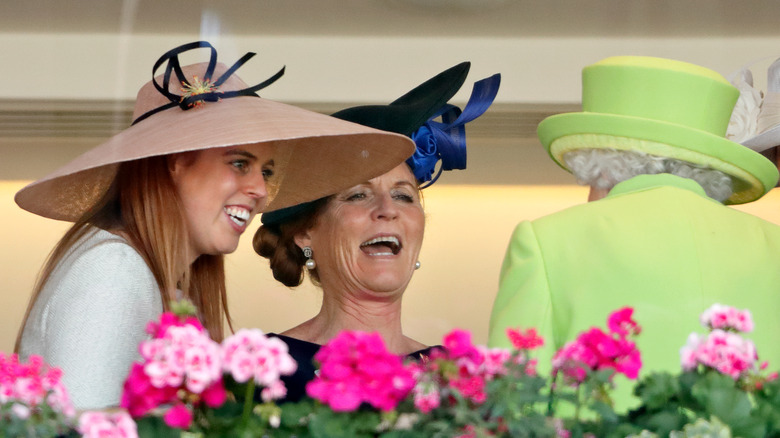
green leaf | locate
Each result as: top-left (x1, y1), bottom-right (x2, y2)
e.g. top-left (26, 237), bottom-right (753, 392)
top-left (588, 400), bottom-right (619, 424)
top-left (135, 416), bottom-right (183, 438)
top-left (639, 410), bottom-right (689, 437)
top-left (690, 372), bottom-right (766, 438)
top-left (305, 407), bottom-right (382, 438)
top-left (633, 372), bottom-right (680, 409)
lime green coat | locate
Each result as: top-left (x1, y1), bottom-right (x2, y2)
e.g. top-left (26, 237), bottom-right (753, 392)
top-left (488, 174), bottom-right (780, 409)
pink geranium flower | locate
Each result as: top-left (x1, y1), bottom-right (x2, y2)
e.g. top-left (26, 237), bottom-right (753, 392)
top-left (412, 380), bottom-right (441, 413)
top-left (146, 312), bottom-right (204, 338)
top-left (679, 305), bottom-right (769, 381)
top-left (221, 328), bottom-right (296, 400)
top-left (78, 410), bottom-right (138, 438)
top-left (201, 379), bottom-right (228, 407)
top-left (260, 380), bottom-right (288, 403)
top-left (506, 327), bottom-right (545, 350)
top-left (607, 307), bottom-right (641, 338)
top-left (443, 329), bottom-right (480, 359)
top-left (163, 403), bottom-right (194, 429)
top-left (480, 346), bottom-right (512, 377)
top-left (700, 303), bottom-right (754, 333)
top-left (306, 331), bottom-right (415, 412)
top-left (120, 362), bottom-right (179, 418)
top-left (680, 328), bottom-right (758, 379)
top-left (0, 353), bottom-right (75, 419)
top-left (552, 308), bottom-right (642, 385)
top-left (121, 312), bottom-right (226, 429)
top-left (409, 328), bottom-right (518, 411)
top-left (140, 323), bottom-right (222, 393)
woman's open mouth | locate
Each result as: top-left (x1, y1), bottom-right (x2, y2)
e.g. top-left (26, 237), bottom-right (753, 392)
top-left (360, 235), bottom-right (401, 256)
top-left (224, 206), bottom-right (251, 228)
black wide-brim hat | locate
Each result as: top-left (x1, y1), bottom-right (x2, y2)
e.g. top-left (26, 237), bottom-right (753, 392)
top-left (260, 62), bottom-right (471, 226)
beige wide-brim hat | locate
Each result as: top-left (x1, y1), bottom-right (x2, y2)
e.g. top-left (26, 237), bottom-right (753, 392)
top-left (15, 42), bottom-right (414, 221)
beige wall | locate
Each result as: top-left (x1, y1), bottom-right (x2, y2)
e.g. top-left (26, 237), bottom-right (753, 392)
top-left (3, 34), bottom-right (780, 104)
top-left (4, 30), bottom-right (780, 352)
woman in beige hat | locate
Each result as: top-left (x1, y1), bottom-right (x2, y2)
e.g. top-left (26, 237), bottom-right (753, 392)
top-left (13, 41), bottom-right (414, 410)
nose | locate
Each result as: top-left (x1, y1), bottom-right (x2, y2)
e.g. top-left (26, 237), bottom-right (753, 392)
top-left (372, 193), bottom-right (399, 221)
top-left (244, 170), bottom-right (268, 206)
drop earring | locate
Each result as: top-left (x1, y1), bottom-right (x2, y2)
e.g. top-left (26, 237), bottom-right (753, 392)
top-left (414, 260), bottom-right (421, 270)
top-left (303, 246), bottom-right (316, 270)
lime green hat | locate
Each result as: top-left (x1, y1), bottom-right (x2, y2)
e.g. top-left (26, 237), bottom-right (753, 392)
top-left (537, 56), bottom-right (779, 204)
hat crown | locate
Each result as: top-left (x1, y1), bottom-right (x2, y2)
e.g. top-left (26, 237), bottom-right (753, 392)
top-left (132, 62), bottom-right (249, 121)
top-left (582, 56), bottom-right (738, 137)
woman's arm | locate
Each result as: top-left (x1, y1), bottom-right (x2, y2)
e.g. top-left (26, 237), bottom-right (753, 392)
top-left (488, 221), bottom-right (556, 351)
top-left (24, 235), bottom-right (163, 410)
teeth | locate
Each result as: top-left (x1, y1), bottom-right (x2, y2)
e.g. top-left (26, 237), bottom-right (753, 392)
top-left (225, 207), bottom-right (250, 226)
top-left (360, 236), bottom-right (400, 247)
top-left (360, 235), bottom-right (401, 256)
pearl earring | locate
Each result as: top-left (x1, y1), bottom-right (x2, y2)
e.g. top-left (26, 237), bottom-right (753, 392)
top-left (303, 246), bottom-right (316, 270)
top-left (414, 260), bottom-right (421, 270)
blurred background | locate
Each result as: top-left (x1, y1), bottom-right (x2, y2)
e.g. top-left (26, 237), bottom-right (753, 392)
top-left (3, 0), bottom-right (780, 352)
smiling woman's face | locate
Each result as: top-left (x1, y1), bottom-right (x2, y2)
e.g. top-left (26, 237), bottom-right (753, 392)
top-left (297, 163), bottom-right (425, 298)
top-left (170, 144), bottom-right (275, 263)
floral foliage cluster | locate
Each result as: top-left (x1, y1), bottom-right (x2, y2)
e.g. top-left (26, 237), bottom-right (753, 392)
top-left (680, 304), bottom-right (761, 379)
top-left (0, 352), bottom-right (75, 437)
top-left (120, 311), bottom-right (229, 428)
top-left (622, 304), bottom-right (780, 438)
top-left (118, 301), bottom-right (297, 436)
top-left (5, 302), bottom-right (780, 437)
top-left (552, 307), bottom-right (642, 386)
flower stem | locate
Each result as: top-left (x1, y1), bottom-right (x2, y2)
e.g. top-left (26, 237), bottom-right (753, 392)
top-left (547, 372), bottom-right (557, 416)
top-left (242, 379), bottom-right (257, 426)
top-left (574, 384), bottom-right (581, 422)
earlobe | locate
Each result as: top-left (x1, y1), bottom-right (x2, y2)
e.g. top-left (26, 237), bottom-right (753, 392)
top-left (294, 231), bottom-right (312, 252)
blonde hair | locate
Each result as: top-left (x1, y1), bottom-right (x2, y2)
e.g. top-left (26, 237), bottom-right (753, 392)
top-left (15, 155), bottom-right (232, 352)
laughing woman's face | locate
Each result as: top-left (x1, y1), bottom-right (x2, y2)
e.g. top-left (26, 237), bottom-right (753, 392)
top-left (297, 163), bottom-right (425, 299)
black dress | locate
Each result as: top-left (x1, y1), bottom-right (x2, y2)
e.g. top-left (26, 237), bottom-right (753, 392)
top-left (267, 333), bottom-right (440, 403)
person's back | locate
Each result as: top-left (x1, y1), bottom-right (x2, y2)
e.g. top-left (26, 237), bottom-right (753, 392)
top-left (490, 174), bottom-right (780, 385)
top-left (488, 56), bottom-right (780, 411)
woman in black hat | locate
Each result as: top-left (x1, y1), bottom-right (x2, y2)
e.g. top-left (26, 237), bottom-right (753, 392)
top-left (253, 63), bottom-right (500, 402)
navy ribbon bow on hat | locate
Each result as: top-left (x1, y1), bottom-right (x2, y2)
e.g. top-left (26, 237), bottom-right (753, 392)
top-left (407, 73), bottom-right (501, 188)
top-left (132, 41), bottom-right (285, 125)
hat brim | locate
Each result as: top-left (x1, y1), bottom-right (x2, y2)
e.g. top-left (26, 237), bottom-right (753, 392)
top-left (538, 112), bottom-right (779, 204)
top-left (15, 96), bottom-right (414, 221)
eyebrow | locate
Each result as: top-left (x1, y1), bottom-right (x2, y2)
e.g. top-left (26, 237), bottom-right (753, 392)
top-left (223, 149), bottom-right (257, 160)
top-left (395, 180), bottom-right (417, 189)
top-left (355, 177), bottom-right (417, 190)
top-left (223, 149), bottom-right (275, 166)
